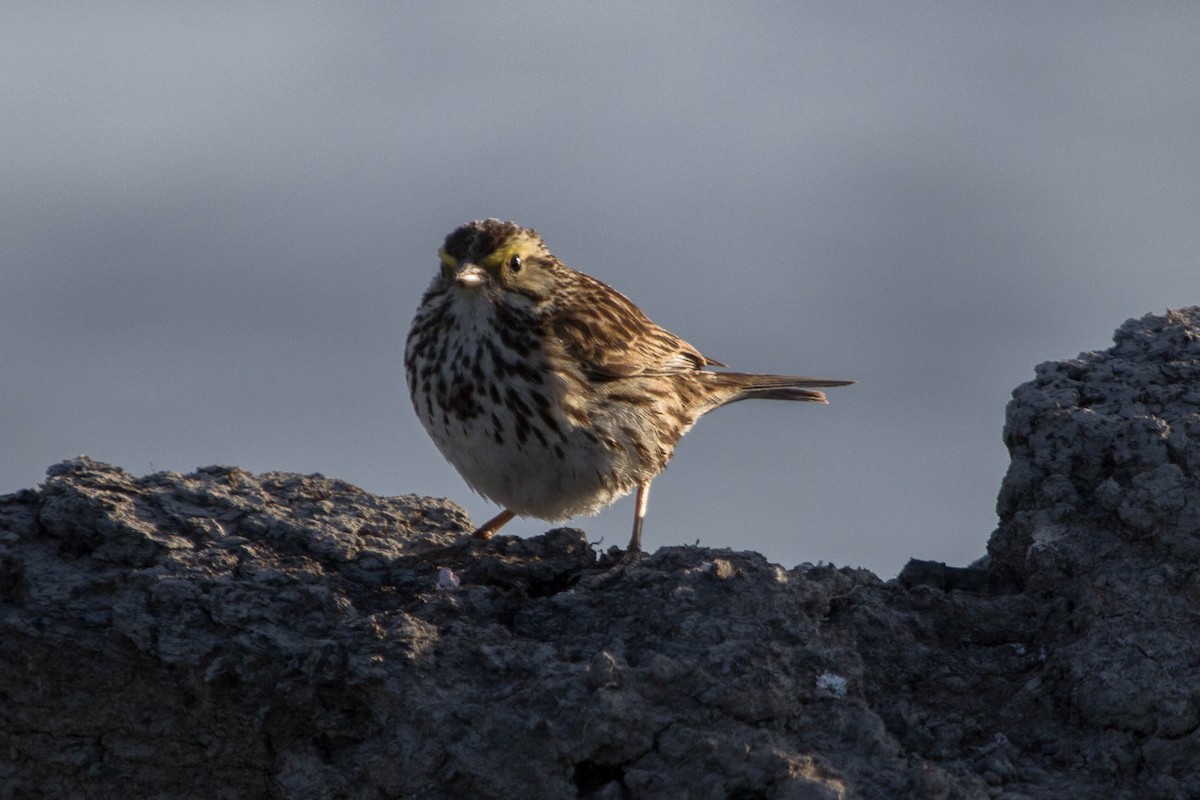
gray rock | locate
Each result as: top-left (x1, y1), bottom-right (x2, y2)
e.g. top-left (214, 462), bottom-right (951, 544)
top-left (2, 307), bottom-right (1200, 799)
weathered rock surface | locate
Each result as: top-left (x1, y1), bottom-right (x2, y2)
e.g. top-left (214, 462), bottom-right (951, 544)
top-left (2, 308), bottom-right (1199, 799)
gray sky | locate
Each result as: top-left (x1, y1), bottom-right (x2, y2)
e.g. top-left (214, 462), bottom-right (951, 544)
top-left (4, 4), bottom-right (1197, 577)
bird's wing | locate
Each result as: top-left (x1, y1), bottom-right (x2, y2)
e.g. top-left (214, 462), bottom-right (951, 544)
top-left (547, 272), bottom-right (722, 379)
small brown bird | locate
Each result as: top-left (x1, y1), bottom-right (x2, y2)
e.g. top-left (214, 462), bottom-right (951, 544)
top-left (405, 219), bottom-right (852, 554)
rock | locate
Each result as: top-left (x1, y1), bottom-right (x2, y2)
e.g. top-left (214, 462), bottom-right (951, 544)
top-left (2, 307), bottom-right (1199, 799)
top-left (982, 307), bottom-right (1200, 798)
top-left (992, 307), bottom-right (1200, 583)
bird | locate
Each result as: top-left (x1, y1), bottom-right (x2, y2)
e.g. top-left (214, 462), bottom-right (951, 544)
top-left (405, 219), bottom-right (852, 555)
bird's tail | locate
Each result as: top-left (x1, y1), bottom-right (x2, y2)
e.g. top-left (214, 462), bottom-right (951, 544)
top-left (711, 372), bottom-right (855, 405)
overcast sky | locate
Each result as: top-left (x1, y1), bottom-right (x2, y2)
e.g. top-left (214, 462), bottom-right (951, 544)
top-left (4, 4), bottom-right (1197, 577)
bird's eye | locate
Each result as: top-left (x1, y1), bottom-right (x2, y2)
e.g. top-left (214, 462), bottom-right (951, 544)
top-left (509, 254), bottom-right (522, 272)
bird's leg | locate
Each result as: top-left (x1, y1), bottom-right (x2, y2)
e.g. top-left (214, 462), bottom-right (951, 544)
top-left (473, 508), bottom-right (516, 540)
top-left (626, 481), bottom-right (650, 553)
top-left (577, 481), bottom-right (650, 589)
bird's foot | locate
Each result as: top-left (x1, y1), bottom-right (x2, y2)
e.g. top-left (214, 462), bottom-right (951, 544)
top-left (576, 546), bottom-right (644, 590)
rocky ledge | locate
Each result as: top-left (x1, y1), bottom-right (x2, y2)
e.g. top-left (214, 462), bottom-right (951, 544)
top-left (2, 308), bottom-right (1200, 799)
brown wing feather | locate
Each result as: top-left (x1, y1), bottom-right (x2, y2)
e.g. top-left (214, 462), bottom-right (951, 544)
top-left (549, 270), bottom-right (722, 379)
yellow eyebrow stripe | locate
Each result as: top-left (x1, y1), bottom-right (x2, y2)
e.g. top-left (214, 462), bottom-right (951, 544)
top-left (482, 242), bottom-right (524, 268)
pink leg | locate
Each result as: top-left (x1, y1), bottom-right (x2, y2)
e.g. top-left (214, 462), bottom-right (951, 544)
top-left (627, 482), bottom-right (650, 553)
top-left (473, 508), bottom-right (516, 540)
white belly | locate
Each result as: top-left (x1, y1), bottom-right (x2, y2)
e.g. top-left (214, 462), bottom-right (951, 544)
top-left (406, 295), bottom-right (641, 520)
top-left (417, 405), bottom-right (628, 520)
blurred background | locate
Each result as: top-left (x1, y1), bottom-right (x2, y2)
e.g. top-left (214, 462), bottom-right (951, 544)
top-left (3, 4), bottom-right (1197, 577)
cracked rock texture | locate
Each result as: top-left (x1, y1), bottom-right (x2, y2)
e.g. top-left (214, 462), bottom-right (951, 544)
top-left (2, 307), bottom-right (1200, 799)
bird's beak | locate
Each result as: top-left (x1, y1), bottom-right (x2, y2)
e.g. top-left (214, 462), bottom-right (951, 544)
top-left (455, 263), bottom-right (486, 289)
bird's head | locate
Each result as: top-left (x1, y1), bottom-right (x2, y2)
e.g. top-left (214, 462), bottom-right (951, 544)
top-left (436, 219), bottom-right (559, 301)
